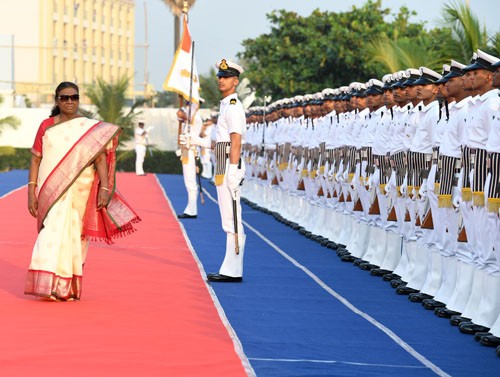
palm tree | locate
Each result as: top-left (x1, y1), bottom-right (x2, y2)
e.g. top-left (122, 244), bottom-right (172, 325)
top-left (441, 0), bottom-right (490, 62)
top-left (160, 0), bottom-right (196, 49)
top-left (0, 95), bottom-right (20, 136)
top-left (368, 36), bottom-right (445, 73)
top-left (85, 76), bottom-right (143, 146)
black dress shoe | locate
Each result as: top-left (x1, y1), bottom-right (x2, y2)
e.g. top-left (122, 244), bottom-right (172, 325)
top-left (341, 254), bottom-right (356, 262)
top-left (422, 299), bottom-right (445, 310)
top-left (450, 315), bottom-right (471, 326)
top-left (496, 345), bottom-right (500, 357)
top-left (435, 307), bottom-right (461, 318)
top-left (326, 242), bottom-right (338, 250)
top-left (353, 258), bottom-right (365, 266)
top-left (390, 279), bottom-right (406, 288)
top-left (383, 273), bottom-right (401, 282)
top-left (359, 263), bottom-right (378, 271)
top-left (474, 331), bottom-right (491, 341)
top-left (459, 321), bottom-right (490, 335)
top-left (408, 292), bottom-right (433, 303)
top-left (337, 250), bottom-right (351, 258)
top-left (206, 273), bottom-right (242, 283)
top-left (396, 285), bottom-right (419, 295)
top-left (336, 247), bottom-right (348, 255)
top-left (479, 334), bottom-right (500, 347)
top-left (371, 268), bottom-right (392, 277)
top-left (177, 213), bottom-right (197, 219)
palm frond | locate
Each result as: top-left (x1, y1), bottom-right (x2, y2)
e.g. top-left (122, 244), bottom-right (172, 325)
top-left (441, 0), bottom-right (488, 60)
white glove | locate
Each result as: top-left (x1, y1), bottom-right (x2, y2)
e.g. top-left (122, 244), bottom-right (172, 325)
top-left (179, 133), bottom-right (191, 146)
top-left (323, 161), bottom-right (330, 178)
top-left (411, 186), bottom-right (417, 199)
top-left (386, 170), bottom-right (396, 195)
top-left (335, 161), bottom-right (344, 181)
top-left (361, 160), bottom-right (368, 179)
top-left (427, 164), bottom-right (437, 186)
top-left (342, 167), bottom-right (349, 182)
top-left (352, 162), bottom-right (361, 187)
top-left (146, 126), bottom-right (154, 133)
top-left (227, 163), bottom-right (245, 200)
top-left (371, 168), bottom-right (380, 190)
top-left (452, 186), bottom-right (462, 209)
top-left (400, 175), bottom-right (408, 196)
top-left (418, 179), bottom-right (428, 200)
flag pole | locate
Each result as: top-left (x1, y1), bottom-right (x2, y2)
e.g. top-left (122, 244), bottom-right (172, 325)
top-left (186, 40), bottom-right (195, 135)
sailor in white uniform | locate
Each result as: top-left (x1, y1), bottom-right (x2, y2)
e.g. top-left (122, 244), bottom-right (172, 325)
top-left (207, 59), bottom-right (247, 283)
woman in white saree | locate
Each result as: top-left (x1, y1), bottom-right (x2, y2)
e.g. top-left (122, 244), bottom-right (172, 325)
top-left (25, 82), bottom-right (140, 301)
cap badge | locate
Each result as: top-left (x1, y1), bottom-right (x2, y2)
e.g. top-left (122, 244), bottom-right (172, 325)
top-left (220, 59), bottom-right (228, 70)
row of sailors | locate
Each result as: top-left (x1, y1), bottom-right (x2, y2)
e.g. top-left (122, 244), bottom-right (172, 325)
top-left (241, 49), bottom-right (500, 356)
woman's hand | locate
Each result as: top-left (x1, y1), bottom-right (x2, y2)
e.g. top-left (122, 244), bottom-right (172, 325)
top-left (97, 187), bottom-right (110, 210)
top-left (28, 190), bottom-right (38, 218)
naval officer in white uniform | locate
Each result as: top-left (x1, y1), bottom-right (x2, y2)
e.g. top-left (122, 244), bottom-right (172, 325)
top-left (207, 59), bottom-right (247, 283)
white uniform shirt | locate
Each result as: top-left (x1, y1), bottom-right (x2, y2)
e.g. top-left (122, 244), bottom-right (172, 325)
top-left (372, 106), bottom-right (391, 156)
top-left (404, 102), bottom-right (422, 151)
top-left (439, 98), bottom-right (470, 158)
top-left (433, 101), bottom-right (452, 149)
top-left (324, 111), bottom-right (338, 149)
top-left (410, 100), bottom-right (439, 153)
top-left (466, 89), bottom-right (500, 149)
top-left (390, 105), bottom-right (410, 155)
top-left (215, 93), bottom-right (246, 142)
top-left (361, 106), bottom-right (384, 148)
top-left (486, 110), bottom-right (500, 153)
top-left (134, 127), bottom-right (147, 146)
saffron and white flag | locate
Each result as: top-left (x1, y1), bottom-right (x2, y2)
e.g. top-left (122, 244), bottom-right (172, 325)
top-left (163, 15), bottom-right (200, 105)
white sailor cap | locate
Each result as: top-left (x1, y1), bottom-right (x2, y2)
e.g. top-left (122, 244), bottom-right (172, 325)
top-left (435, 65), bottom-right (451, 84)
top-left (366, 79), bottom-right (384, 95)
top-left (322, 88), bottom-right (335, 100)
top-left (215, 58), bottom-right (244, 77)
top-left (463, 49), bottom-right (500, 72)
top-left (413, 67), bottom-right (443, 85)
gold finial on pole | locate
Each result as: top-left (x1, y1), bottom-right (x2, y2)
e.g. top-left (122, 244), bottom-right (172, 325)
top-left (182, 0), bottom-right (188, 14)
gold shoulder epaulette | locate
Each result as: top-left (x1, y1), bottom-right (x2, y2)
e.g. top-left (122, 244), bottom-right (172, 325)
top-left (230, 98), bottom-right (237, 105)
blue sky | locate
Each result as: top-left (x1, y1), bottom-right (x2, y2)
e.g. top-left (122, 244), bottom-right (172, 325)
top-left (133, 0), bottom-right (498, 92)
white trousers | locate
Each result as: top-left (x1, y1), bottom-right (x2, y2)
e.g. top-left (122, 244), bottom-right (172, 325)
top-left (135, 145), bottom-right (146, 175)
top-left (215, 161), bottom-right (246, 278)
top-left (182, 149), bottom-right (198, 216)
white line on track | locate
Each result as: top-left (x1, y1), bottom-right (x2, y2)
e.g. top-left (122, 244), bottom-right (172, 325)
top-left (249, 357), bottom-right (429, 369)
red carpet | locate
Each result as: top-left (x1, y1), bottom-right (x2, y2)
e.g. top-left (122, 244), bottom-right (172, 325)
top-left (0, 174), bottom-right (247, 377)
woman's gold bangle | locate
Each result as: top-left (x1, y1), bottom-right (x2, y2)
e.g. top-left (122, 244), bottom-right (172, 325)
top-left (100, 186), bottom-right (109, 191)
top-left (28, 182), bottom-right (37, 186)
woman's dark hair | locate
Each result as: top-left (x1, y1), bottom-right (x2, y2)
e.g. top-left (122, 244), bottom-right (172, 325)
top-left (50, 81), bottom-right (79, 117)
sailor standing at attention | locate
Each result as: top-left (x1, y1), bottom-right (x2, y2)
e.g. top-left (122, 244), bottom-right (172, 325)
top-left (207, 59), bottom-right (247, 283)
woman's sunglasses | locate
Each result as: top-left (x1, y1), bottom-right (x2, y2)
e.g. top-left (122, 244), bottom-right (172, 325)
top-left (58, 94), bottom-right (80, 102)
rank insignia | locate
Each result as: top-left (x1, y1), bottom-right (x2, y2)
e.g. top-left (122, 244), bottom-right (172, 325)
top-left (230, 98), bottom-right (237, 105)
